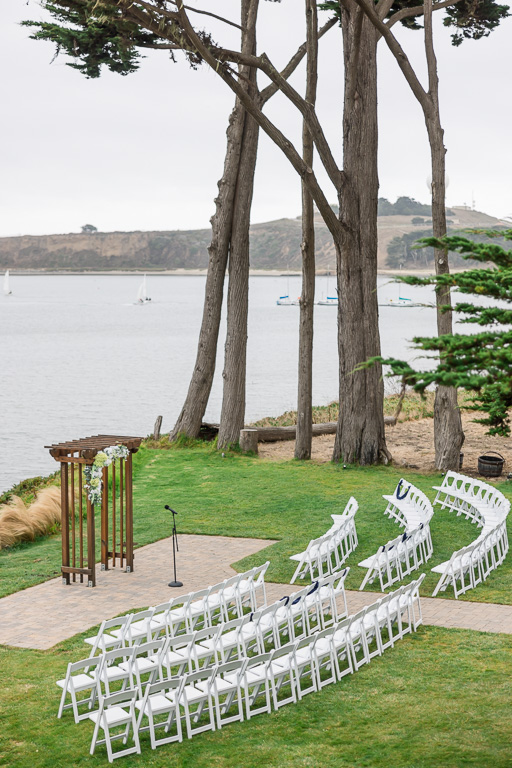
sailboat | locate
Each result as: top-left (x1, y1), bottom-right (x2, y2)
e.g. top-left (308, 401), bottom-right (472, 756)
top-left (136, 274), bottom-right (151, 304)
top-left (316, 265), bottom-right (338, 305)
top-left (380, 295), bottom-right (427, 308)
top-left (3, 270), bottom-right (12, 296)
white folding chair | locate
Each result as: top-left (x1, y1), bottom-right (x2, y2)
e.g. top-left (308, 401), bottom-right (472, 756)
top-left (190, 625), bottom-right (222, 670)
top-left (122, 608), bottom-right (156, 646)
top-left (208, 659), bottom-right (248, 729)
top-left (242, 652), bottom-right (273, 719)
top-left (179, 668), bottom-right (217, 739)
top-left (89, 689), bottom-right (141, 762)
top-left (119, 639), bottom-right (167, 689)
top-left (56, 656), bottom-right (102, 723)
top-left (96, 647), bottom-right (135, 698)
top-left (135, 677), bottom-right (184, 749)
top-left (84, 615), bottom-right (131, 657)
top-left (291, 635), bottom-right (318, 699)
top-left (186, 588), bottom-right (212, 632)
top-left (161, 633), bottom-right (195, 678)
top-left (268, 643), bottom-right (298, 710)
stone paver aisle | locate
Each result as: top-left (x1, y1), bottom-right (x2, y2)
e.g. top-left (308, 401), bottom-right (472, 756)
top-left (1, 533), bottom-right (511, 650)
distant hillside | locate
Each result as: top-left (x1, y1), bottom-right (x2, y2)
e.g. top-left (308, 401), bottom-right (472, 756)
top-left (0, 205), bottom-right (506, 272)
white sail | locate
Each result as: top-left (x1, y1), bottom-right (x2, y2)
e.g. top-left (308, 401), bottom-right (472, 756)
top-left (136, 275), bottom-right (147, 303)
top-left (3, 270), bottom-right (12, 296)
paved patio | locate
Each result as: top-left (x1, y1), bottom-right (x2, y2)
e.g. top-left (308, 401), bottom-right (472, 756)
top-left (1, 533), bottom-right (511, 650)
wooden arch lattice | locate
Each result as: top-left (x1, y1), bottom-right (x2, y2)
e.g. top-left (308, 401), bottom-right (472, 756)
top-left (47, 435), bottom-right (142, 587)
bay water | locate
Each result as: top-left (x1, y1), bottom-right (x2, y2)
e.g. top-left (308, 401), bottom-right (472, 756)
top-left (0, 273), bottom-right (440, 492)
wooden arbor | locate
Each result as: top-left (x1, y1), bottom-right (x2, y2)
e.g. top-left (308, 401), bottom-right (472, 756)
top-left (47, 435), bottom-right (142, 587)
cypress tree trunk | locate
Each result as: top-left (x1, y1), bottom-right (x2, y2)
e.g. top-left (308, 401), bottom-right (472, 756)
top-left (217, 0), bottom-right (259, 449)
top-left (424, 0), bottom-right (465, 471)
top-left (295, 0), bottom-right (318, 461)
top-left (170, 103), bottom-right (246, 441)
top-left (333, 9), bottom-right (389, 465)
top-left (426, 119), bottom-right (465, 470)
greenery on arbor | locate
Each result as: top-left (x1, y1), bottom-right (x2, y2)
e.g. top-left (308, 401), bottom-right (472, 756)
top-left (374, 230), bottom-right (512, 436)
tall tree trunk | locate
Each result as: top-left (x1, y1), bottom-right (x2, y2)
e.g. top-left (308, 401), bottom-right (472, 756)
top-left (217, 0), bottom-right (259, 449)
top-left (170, 103), bottom-right (246, 440)
top-left (333, 8), bottom-right (389, 465)
top-left (424, 0), bottom-right (465, 470)
top-left (295, 0), bottom-right (318, 460)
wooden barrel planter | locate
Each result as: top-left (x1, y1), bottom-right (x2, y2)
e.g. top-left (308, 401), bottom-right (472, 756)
top-left (478, 451), bottom-right (505, 478)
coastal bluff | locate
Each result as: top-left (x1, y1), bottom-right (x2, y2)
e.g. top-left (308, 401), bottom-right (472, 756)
top-left (0, 206), bottom-right (503, 272)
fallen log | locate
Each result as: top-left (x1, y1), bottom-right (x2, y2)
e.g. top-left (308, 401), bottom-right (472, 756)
top-left (256, 422), bottom-right (338, 442)
top-left (200, 418), bottom-right (396, 444)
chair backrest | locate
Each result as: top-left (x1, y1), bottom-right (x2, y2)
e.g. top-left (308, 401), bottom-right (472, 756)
top-left (183, 667), bottom-right (217, 688)
top-left (146, 676), bottom-right (184, 699)
top-left (214, 658), bottom-right (248, 680)
top-left (102, 688), bottom-right (138, 709)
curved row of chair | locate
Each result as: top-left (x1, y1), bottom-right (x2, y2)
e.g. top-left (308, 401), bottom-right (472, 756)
top-left (60, 570), bottom-right (350, 723)
top-left (358, 480), bottom-right (434, 591)
top-left (431, 472), bottom-right (509, 597)
top-left (84, 563), bottom-right (270, 656)
top-left (290, 497), bottom-right (359, 583)
top-left (58, 574), bottom-right (424, 761)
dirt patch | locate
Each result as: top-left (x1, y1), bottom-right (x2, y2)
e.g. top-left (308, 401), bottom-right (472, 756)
top-left (258, 412), bottom-right (511, 478)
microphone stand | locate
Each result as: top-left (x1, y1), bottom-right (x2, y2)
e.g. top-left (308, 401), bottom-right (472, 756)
top-left (165, 505), bottom-right (183, 588)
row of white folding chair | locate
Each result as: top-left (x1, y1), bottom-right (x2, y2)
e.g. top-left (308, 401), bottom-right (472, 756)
top-left (358, 524), bottom-right (432, 591)
top-left (433, 472), bottom-right (509, 523)
top-left (290, 520), bottom-right (357, 584)
top-left (382, 479), bottom-right (434, 530)
top-left (431, 520), bottom-right (509, 598)
top-left (88, 574), bottom-right (426, 761)
top-left (84, 563), bottom-right (270, 656)
top-left (60, 573), bottom-right (349, 723)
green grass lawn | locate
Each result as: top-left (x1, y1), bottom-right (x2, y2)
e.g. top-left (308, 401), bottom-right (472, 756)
top-left (1, 626), bottom-right (511, 768)
top-left (1, 443), bottom-right (512, 603)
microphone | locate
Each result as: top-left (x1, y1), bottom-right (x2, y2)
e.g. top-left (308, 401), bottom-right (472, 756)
top-left (164, 505), bottom-right (178, 514)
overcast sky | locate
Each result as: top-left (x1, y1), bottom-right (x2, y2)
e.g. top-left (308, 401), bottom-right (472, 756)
top-left (1, 0), bottom-right (511, 237)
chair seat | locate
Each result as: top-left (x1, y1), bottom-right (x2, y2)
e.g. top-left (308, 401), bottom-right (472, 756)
top-left (242, 665), bottom-right (268, 684)
top-left (89, 705), bottom-right (131, 727)
top-left (136, 694), bottom-right (175, 716)
top-left (182, 684), bottom-right (208, 703)
top-left (84, 633), bottom-right (118, 648)
top-left (103, 665), bottom-right (130, 681)
top-left (120, 657), bottom-right (158, 673)
top-left (166, 650), bottom-right (189, 665)
top-left (56, 673), bottom-right (95, 691)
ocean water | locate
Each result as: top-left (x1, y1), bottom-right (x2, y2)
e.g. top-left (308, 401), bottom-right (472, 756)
top-left (0, 273), bottom-right (440, 492)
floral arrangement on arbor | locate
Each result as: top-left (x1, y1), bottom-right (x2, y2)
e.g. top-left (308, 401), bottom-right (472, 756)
top-left (84, 445), bottom-right (129, 506)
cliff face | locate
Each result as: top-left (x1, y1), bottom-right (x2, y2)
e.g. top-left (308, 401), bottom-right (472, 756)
top-left (0, 229), bottom-right (213, 271)
top-left (0, 206), bottom-right (504, 272)
top-left (0, 221), bottom-right (336, 272)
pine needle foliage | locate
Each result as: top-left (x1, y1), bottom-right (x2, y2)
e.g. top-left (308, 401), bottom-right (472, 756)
top-left (365, 229), bottom-right (512, 436)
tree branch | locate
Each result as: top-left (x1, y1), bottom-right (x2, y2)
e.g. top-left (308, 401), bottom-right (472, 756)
top-left (260, 16), bottom-right (337, 104)
top-left (352, 0), bottom-right (430, 110)
top-left (175, 3), bottom-right (344, 238)
top-left (387, 0), bottom-right (464, 29)
top-left (214, 47), bottom-right (342, 188)
top-left (166, 1), bottom-right (243, 30)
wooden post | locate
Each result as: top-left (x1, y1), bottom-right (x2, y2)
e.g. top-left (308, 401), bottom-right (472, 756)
top-left (79, 463), bottom-right (84, 583)
top-left (153, 415), bottom-right (163, 440)
top-left (120, 458), bottom-right (124, 569)
top-left (61, 463), bottom-right (70, 585)
top-left (101, 465), bottom-right (109, 570)
top-left (112, 461), bottom-right (116, 567)
top-left (240, 428), bottom-right (259, 454)
top-left (125, 452), bottom-right (134, 573)
top-left (87, 495), bottom-right (96, 587)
